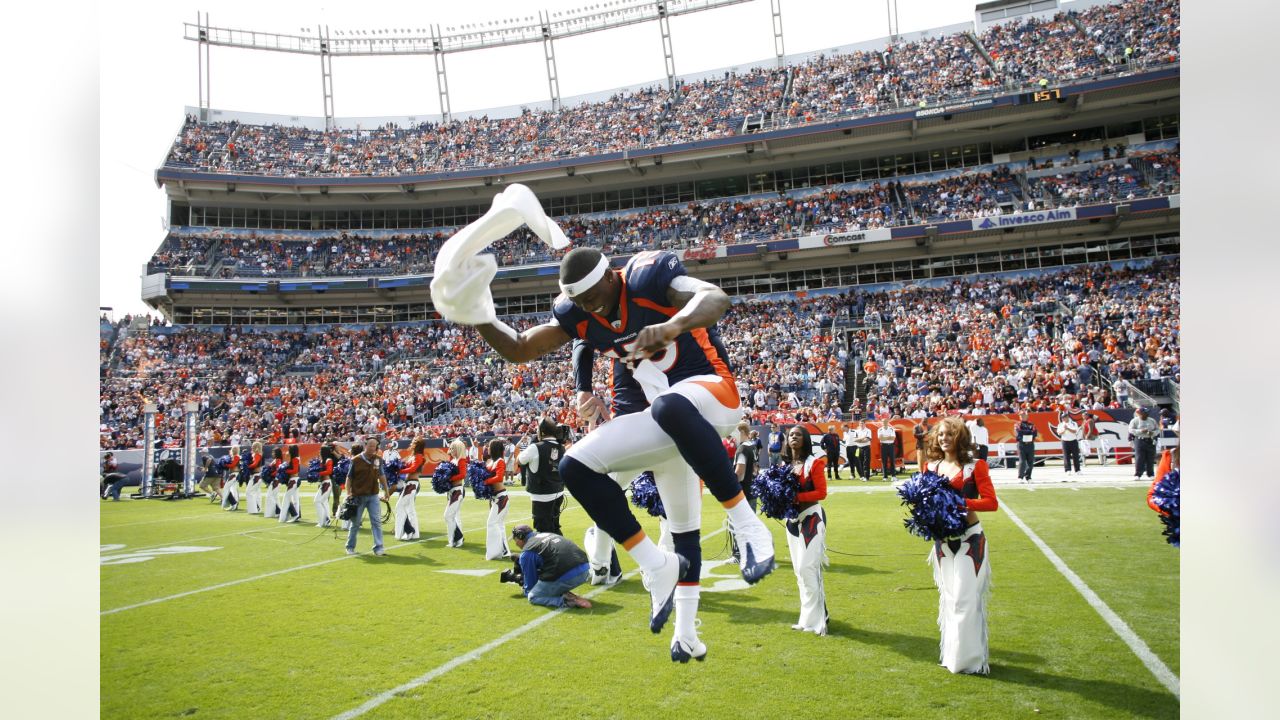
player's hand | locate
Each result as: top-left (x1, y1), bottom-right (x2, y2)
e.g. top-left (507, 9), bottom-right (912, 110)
top-left (576, 391), bottom-right (611, 429)
top-left (629, 322), bottom-right (680, 362)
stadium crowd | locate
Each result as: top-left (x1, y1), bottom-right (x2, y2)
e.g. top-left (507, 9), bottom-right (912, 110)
top-left (849, 257), bottom-right (1179, 420)
top-left (162, 0), bottom-right (1177, 178)
top-left (102, 257), bottom-right (1177, 451)
top-left (150, 145), bottom-right (1178, 278)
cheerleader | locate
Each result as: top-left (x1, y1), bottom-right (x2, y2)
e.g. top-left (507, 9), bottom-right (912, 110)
top-left (394, 438), bottom-right (426, 540)
top-left (278, 445), bottom-right (302, 523)
top-left (313, 444), bottom-right (336, 527)
top-left (923, 416), bottom-right (999, 675)
top-left (244, 442), bottom-right (264, 514)
top-left (443, 439), bottom-right (467, 547)
top-left (483, 439), bottom-right (512, 560)
top-left (220, 445), bottom-right (241, 511)
top-left (262, 448), bottom-right (283, 519)
top-left (781, 425), bottom-right (829, 636)
top-left (339, 442), bottom-right (362, 532)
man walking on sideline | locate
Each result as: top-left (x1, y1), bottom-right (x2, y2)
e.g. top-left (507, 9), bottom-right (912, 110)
top-left (345, 437), bottom-right (390, 556)
top-left (844, 421), bottom-right (871, 481)
top-left (820, 426), bottom-right (841, 480)
top-left (1057, 413), bottom-right (1082, 477)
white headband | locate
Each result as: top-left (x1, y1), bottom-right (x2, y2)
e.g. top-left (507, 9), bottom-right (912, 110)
top-left (559, 255), bottom-right (610, 297)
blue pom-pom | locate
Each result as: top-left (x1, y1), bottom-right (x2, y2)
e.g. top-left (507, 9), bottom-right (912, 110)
top-left (751, 463), bottom-right (801, 520)
top-left (467, 461), bottom-right (498, 500)
top-left (382, 457), bottom-right (405, 484)
top-left (305, 458), bottom-right (324, 482)
top-left (431, 461), bottom-right (458, 494)
top-left (1151, 469), bottom-right (1180, 547)
top-left (629, 471), bottom-right (665, 517)
top-left (896, 470), bottom-right (968, 542)
top-left (237, 450), bottom-right (253, 483)
top-left (273, 463), bottom-right (291, 484)
top-left (332, 458), bottom-right (351, 484)
top-left (214, 455), bottom-right (234, 474)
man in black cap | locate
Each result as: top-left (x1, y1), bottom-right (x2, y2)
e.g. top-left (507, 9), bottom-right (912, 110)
top-left (510, 524), bottom-right (593, 609)
top-left (518, 417), bottom-right (567, 535)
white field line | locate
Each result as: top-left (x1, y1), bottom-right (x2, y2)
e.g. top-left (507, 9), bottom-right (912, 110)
top-left (100, 505), bottom-right (573, 617)
top-left (329, 523), bottom-right (729, 720)
top-left (101, 513), bottom-right (228, 529)
top-left (1001, 500), bottom-right (1180, 698)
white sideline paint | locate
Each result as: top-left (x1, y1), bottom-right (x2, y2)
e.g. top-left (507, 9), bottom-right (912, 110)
top-left (330, 524), bottom-right (729, 720)
top-left (101, 506), bottom-right (572, 616)
top-left (1001, 500), bottom-right (1180, 698)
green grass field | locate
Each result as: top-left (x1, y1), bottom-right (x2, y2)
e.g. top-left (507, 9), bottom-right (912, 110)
top-left (101, 481), bottom-right (1178, 720)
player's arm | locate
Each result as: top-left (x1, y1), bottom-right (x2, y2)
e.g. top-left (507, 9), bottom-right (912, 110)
top-left (631, 275), bottom-right (730, 360)
top-left (476, 319), bottom-right (571, 363)
top-left (572, 339), bottom-right (611, 427)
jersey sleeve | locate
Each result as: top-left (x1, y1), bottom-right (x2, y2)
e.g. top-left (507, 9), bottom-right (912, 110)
top-left (317, 459), bottom-right (333, 477)
top-left (963, 461), bottom-right (998, 512)
top-left (626, 250), bottom-right (686, 302)
top-left (552, 296), bottom-right (585, 339)
top-left (402, 454), bottom-right (424, 476)
top-left (796, 457), bottom-right (828, 503)
top-left (486, 459), bottom-right (506, 485)
top-left (571, 339), bottom-right (593, 393)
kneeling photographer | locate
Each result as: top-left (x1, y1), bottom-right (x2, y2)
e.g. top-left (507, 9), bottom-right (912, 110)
top-left (503, 525), bottom-right (592, 609)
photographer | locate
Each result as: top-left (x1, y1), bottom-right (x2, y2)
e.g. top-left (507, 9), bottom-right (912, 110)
top-left (343, 436), bottom-right (390, 557)
top-left (101, 452), bottom-right (128, 501)
top-left (506, 525), bottom-right (592, 610)
top-left (518, 418), bottom-right (567, 535)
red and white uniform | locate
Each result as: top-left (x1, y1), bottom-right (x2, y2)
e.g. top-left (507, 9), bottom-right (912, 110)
top-left (262, 459), bottom-right (281, 518)
top-left (313, 458), bottom-right (335, 528)
top-left (926, 459), bottom-right (998, 675)
top-left (278, 456), bottom-right (302, 523)
top-left (220, 454), bottom-right (241, 511)
top-left (484, 458), bottom-right (510, 560)
top-left (786, 455), bottom-right (829, 635)
top-left (444, 458), bottom-right (467, 547)
top-left (394, 453), bottom-right (425, 540)
top-left (244, 452), bottom-right (264, 514)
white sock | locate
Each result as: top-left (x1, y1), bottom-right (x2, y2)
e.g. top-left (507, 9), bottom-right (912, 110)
top-left (725, 499), bottom-right (759, 530)
top-left (674, 585), bottom-right (700, 638)
top-left (628, 537), bottom-right (667, 573)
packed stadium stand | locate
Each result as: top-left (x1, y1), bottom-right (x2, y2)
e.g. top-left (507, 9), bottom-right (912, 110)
top-left (111, 0), bottom-right (1181, 451)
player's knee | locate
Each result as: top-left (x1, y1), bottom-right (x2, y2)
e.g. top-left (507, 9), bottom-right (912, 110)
top-left (650, 393), bottom-right (698, 433)
top-left (672, 530), bottom-right (701, 583)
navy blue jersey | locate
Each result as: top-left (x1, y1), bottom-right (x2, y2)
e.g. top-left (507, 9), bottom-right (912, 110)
top-left (555, 251), bottom-right (736, 415)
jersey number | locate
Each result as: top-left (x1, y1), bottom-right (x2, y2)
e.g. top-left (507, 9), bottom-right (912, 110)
top-left (605, 340), bottom-right (679, 372)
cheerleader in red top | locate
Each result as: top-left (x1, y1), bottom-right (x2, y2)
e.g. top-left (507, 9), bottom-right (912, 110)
top-left (484, 439), bottom-right (512, 560)
top-left (220, 445), bottom-right (241, 511)
top-left (781, 425), bottom-right (830, 636)
top-left (262, 447), bottom-right (283, 518)
top-left (245, 442), bottom-right (264, 514)
top-left (444, 440), bottom-right (468, 547)
top-left (924, 416), bottom-right (999, 674)
top-left (313, 444), bottom-right (336, 528)
top-left (278, 444), bottom-right (303, 523)
top-left (394, 438), bottom-right (427, 540)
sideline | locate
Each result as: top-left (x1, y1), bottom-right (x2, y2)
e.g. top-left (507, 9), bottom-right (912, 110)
top-left (100, 506), bottom-right (573, 616)
top-left (1001, 500), bottom-right (1180, 698)
top-left (329, 524), bottom-right (729, 720)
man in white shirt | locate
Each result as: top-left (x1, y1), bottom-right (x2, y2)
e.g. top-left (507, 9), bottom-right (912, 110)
top-left (967, 417), bottom-right (990, 463)
top-left (843, 421), bottom-right (872, 481)
top-left (1057, 413), bottom-right (1082, 477)
top-left (1128, 407), bottom-right (1158, 478)
top-left (877, 419), bottom-right (898, 480)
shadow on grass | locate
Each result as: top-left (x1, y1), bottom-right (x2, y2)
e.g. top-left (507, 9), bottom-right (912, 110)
top-left (828, 621), bottom-right (1045, 665)
top-left (823, 561), bottom-right (890, 577)
top-left (985, 664), bottom-right (1178, 719)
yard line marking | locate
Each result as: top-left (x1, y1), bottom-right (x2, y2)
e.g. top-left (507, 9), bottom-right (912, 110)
top-left (119, 525), bottom-right (299, 553)
top-left (101, 513), bottom-right (227, 529)
top-left (1001, 500), bottom-right (1180, 698)
top-left (101, 507), bottom-right (570, 616)
top-left (330, 523), bottom-right (728, 720)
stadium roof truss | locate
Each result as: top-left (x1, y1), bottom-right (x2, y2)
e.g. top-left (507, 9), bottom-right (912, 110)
top-left (186, 0), bottom-right (765, 128)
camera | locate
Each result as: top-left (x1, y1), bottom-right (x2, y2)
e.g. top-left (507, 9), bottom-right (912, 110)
top-left (338, 495), bottom-right (358, 521)
top-left (499, 568), bottom-right (524, 585)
